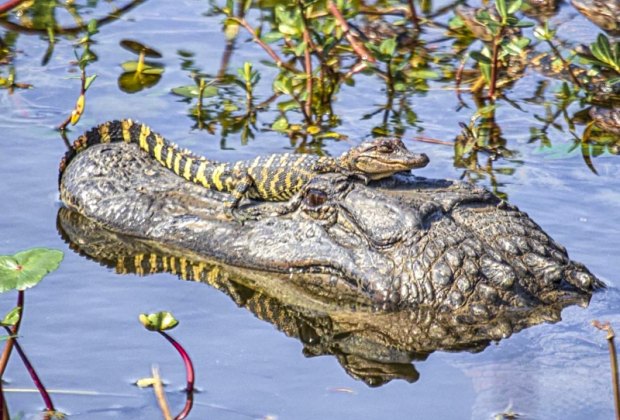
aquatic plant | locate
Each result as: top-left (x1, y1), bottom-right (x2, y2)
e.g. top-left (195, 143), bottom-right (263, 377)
top-left (139, 311), bottom-right (195, 420)
top-left (0, 248), bottom-right (64, 419)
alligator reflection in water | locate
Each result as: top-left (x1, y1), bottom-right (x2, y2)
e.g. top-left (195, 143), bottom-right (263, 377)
top-left (57, 207), bottom-right (593, 387)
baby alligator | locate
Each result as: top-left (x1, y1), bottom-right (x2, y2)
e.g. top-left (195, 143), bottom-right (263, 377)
top-left (59, 120), bottom-right (429, 210)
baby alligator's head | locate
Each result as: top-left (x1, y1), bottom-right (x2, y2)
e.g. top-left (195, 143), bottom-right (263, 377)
top-left (338, 137), bottom-right (429, 180)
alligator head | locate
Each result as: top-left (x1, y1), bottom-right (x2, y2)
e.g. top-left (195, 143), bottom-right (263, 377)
top-left (59, 142), bottom-right (602, 320)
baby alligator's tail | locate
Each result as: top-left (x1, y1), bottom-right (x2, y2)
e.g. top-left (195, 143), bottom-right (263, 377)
top-left (58, 119), bottom-right (209, 186)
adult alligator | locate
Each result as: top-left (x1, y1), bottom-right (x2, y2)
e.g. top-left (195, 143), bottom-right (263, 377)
top-left (58, 126), bottom-right (603, 316)
top-left (57, 206), bottom-right (596, 386)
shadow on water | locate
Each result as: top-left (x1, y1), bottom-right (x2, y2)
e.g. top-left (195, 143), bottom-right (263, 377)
top-left (57, 207), bottom-right (593, 388)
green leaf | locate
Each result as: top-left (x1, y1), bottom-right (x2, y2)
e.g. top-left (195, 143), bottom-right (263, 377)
top-left (272, 116), bottom-right (289, 131)
top-left (495, 0), bottom-right (508, 21)
top-left (139, 311), bottom-right (179, 331)
top-left (379, 38), bottom-right (397, 57)
top-left (121, 61), bottom-right (165, 74)
top-left (1, 307), bottom-right (20, 326)
top-left (594, 34), bottom-right (613, 62)
top-left (409, 69), bottom-right (440, 79)
top-left (277, 99), bottom-right (300, 112)
top-left (278, 23), bottom-right (299, 36)
top-left (470, 51), bottom-right (491, 64)
top-left (0, 248), bottom-right (63, 293)
top-left (87, 19), bottom-right (99, 36)
top-left (507, 0), bottom-right (522, 15)
top-left (260, 30), bottom-right (283, 45)
top-left (171, 85), bottom-right (218, 98)
top-left (502, 37), bottom-right (530, 55)
top-left (512, 20), bottom-right (535, 28)
top-left (84, 74), bottom-right (97, 91)
top-left (293, 41), bottom-right (307, 57)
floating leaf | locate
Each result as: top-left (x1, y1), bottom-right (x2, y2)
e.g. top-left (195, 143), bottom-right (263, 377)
top-left (136, 377), bottom-right (157, 388)
top-left (139, 311), bottom-right (179, 331)
top-left (171, 85), bottom-right (218, 98)
top-left (118, 72), bottom-right (161, 94)
top-left (121, 61), bottom-right (165, 74)
top-left (0, 248), bottom-right (63, 293)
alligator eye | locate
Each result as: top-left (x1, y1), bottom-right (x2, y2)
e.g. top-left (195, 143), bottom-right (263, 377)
top-left (377, 142), bottom-right (395, 153)
top-left (304, 188), bottom-right (328, 208)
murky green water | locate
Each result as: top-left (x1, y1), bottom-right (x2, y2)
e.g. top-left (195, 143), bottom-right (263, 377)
top-left (0, 0), bottom-right (618, 418)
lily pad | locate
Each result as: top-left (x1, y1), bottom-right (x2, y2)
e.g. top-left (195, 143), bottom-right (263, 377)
top-left (118, 72), bottom-right (161, 94)
top-left (139, 311), bottom-right (179, 331)
top-left (121, 61), bottom-right (165, 75)
top-left (0, 248), bottom-right (63, 293)
top-left (170, 84), bottom-right (218, 98)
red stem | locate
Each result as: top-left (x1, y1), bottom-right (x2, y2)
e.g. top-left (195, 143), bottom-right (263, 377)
top-left (174, 392), bottom-right (194, 420)
top-left (158, 332), bottom-right (194, 393)
top-left (0, 0), bottom-right (26, 14)
top-left (3, 327), bottom-right (54, 413)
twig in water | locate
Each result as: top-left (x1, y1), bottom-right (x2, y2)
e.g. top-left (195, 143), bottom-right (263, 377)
top-left (592, 320), bottom-right (620, 420)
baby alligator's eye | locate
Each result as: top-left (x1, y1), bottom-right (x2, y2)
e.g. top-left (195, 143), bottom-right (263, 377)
top-left (377, 142), bottom-right (395, 153)
top-left (304, 188), bottom-right (328, 208)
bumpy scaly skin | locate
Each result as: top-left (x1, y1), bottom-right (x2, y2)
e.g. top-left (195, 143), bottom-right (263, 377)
top-left (571, 0), bottom-right (619, 35)
top-left (590, 106), bottom-right (620, 134)
top-left (58, 205), bottom-right (594, 386)
top-left (59, 142), bottom-right (603, 316)
top-left (59, 120), bottom-right (429, 209)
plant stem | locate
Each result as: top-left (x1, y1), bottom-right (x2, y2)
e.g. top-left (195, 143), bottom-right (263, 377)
top-left (406, 0), bottom-right (421, 32)
top-left (175, 392), bottom-right (194, 420)
top-left (0, 290), bottom-right (24, 377)
top-left (0, 0), bottom-right (27, 14)
top-left (592, 321), bottom-right (620, 420)
top-left (231, 17), bottom-right (299, 73)
top-left (136, 51), bottom-right (145, 74)
top-left (488, 29), bottom-right (502, 99)
top-left (158, 332), bottom-right (194, 393)
top-left (545, 40), bottom-right (583, 89)
top-left (298, 0), bottom-right (314, 124)
top-left (3, 326), bottom-right (55, 413)
top-left (327, 1), bottom-right (376, 64)
top-left (151, 365), bottom-right (173, 420)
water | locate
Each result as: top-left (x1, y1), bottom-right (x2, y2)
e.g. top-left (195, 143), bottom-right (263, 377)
top-left (0, 0), bottom-right (618, 418)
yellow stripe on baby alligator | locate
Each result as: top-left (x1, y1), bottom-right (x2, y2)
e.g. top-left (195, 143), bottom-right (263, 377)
top-left (153, 134), bottom-right (165, 163)
top-left (165, 146), bottom-right (175, 168)
top-left (169, 256), bottom-right (177, 275)
top-left (212, 164), bottom-right (226, 191)
top-left (258, 155), bottom-right (277, 196)
top-left (98, 123), bottom-right (111, 143)
top-left (173, 153), bottom-right (183, 176)
top-left (180, 257), bottom-right (188, 279)
top-left (121, 120), bottom-right (133, 143)
top-left (139, 124), bottom-right (151, 152)
top-left (195, 160), bottom-right (211, 188)
top-left (149, 253), bottom-right (158, 274)
top-left (192, 263), bottom-right (203, 282)
top-left (134, 254), bottom-right (144, 275)
top-left (183, 157), bottom-right (193, 180)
